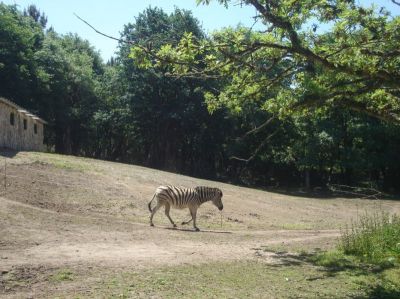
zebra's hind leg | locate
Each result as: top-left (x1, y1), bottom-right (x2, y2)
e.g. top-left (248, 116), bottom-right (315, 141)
top-left (190, 207), bottom-right (199, 231)
top-left (182, 209), bottom-right (193, 225)
top-left (164, 203), bottom-right (177, 228)
top-left (150, 201), bottom-right (162, 227)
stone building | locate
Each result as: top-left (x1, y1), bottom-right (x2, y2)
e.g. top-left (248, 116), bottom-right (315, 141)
top-left (0, 97), bottom-right (46, 151)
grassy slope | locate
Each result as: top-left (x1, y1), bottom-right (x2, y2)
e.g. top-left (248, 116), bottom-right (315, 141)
top-left (6, 151), bottom-right (399, 230)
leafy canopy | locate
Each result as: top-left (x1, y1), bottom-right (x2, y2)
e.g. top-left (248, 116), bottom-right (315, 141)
top-left (130, 0), bottom-right (400, 123)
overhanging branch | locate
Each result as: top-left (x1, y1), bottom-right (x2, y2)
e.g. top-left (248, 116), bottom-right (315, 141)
top-left (74, 14), bottom-right (128, 44)
top-left (246, 0), bottom-right (400, 84)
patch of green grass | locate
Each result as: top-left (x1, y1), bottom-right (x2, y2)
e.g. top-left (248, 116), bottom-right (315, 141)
top-left (310, 250), bottom-right (400, 298)
top-left (299, 211), bottom-right (400, 298)
top-left (27, 152), bottom-right (95, 172)
top-left (50, 159), bottom-right (92, 172)
top-left (310, 250), bottom-right (357, 269)
top-left (372, 267), bottom-right (400, 298)
top-left (87, 261), bottom-right (371, 298)
top-left (51, 269), bottom-right (74, 282)
top-left (339, 211), bottom-right (400, 265)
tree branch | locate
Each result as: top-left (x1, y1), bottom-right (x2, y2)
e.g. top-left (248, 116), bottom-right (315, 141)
top-left (230, 128), bottom-right (280, 162)
top-left (246, 0), bottom-right (400, 84)
top-left (338, 99), bottom-right (400, 124)
top-left (242, 115), bottom-right (276, 138)
top-left (74, 14), bottom-right (190, 67)
top-left (292, 85), bottom-right (400, 124)
top-left (74, 13), bottom-right (132, 45)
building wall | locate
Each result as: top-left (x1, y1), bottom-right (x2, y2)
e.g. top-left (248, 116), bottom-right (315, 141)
top-left (0, 101), bottom-right (45, 151)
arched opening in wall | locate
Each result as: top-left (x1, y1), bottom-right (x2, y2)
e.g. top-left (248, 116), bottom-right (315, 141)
top-left (10, 113), bottom-right (15, 126)
top-left (34, 124), bottom-right (37, 134)
top-left (23, 119), bottom-right (27, 130)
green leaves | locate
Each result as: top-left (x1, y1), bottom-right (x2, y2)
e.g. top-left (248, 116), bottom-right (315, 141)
top-left (129, 46), bottom-right (152, 69)
top-left (0, 3), bottom-right (44, 104)
top-left (130, 0), bottom-right (400, 124)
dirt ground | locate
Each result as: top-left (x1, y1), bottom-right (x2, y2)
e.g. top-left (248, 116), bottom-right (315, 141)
top-left (1, 151), bottom-right (399, 298)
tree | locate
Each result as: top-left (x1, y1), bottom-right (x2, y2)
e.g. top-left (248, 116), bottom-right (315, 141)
top-left (131, 0), bottom-right (400, 124)
top-left (128, 1), bottom-right (400, 191)
top-left (114, 7), bottom-right (228, 175)
top-left (0, 4), bottom-right (44, 107)
top-left (23, 4), bottom-right (47, 28)
top-left (35, 32), bottom-right (104, 154)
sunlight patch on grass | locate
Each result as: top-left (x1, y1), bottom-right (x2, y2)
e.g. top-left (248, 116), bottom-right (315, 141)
top-left (88, 261), bottom-right (369, 298)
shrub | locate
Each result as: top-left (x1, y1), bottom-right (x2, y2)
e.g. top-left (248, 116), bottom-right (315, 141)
top-left (339, 211), bottom-right (400, 265)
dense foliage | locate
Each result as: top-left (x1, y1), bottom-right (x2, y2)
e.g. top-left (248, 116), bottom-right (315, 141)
top-left (1, 2), bottom-right (399, 192)
top-left (340, 211), bottom-right (400, 264)
top-left (134, 0), bottom-right (400, 123)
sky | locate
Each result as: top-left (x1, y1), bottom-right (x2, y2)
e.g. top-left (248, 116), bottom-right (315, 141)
top-left (3, 0), bottom-right (400, 61)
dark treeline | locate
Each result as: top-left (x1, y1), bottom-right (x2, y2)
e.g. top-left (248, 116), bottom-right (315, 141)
top-left (1, 3), bottom-right (400, 192)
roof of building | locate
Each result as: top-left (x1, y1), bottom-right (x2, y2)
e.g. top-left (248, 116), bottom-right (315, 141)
top-left (0, 97), bottom-right (47, 124)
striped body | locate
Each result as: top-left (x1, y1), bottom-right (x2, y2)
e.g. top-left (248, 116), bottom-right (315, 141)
top-left (148, 185), bottom-right (224, 231)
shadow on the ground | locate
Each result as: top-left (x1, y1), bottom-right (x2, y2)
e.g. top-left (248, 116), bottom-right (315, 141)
top-left (263, 187), bottom-right (399, 201)
top-left (362, 284), bottom-right (400, 299)
top-left (221, 176), bottom-right (399, 200)
top-left (0, 149), bottom-right (19, 159)
top-left (163, 226), bottom-right (233, 234)
top-left (257, 248), bottom-right (400, 299)
top-left (265, 250), bottom-right (393, 275)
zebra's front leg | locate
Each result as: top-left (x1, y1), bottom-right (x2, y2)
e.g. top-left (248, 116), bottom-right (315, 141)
top-left (164, 203), bottom-right (177, 228)
top-left (190, 207), bottom-right (199, 231)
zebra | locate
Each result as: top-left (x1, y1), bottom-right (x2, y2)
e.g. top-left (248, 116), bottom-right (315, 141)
top-left (148, 185), bottom-right (224, 231)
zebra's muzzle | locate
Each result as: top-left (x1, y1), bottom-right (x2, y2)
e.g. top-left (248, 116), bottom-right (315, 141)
top-left (218, 205), bottom-right (223, 211)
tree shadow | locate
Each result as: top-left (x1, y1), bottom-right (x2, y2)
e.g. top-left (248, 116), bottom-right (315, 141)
top-left (362, 284), bottom-right (400, 299)
top-left (264, 187), bottom-right (398, 201)
top-left (262, 249), bottom-right (399, 297)
top-left (260, 248), bottom-right (393, 277)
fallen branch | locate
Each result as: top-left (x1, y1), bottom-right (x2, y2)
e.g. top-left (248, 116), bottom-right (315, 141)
top-left (327, 183), bottom-right (386, 199)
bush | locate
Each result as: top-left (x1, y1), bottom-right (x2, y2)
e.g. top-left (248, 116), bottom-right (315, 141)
top-left (339, 211), bottom-right (400, 265)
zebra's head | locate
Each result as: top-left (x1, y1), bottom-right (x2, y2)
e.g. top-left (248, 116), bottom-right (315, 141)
top-left (212, 188), bottom-right (224, 211)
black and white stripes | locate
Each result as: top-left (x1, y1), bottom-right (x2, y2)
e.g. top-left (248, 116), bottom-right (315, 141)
top-left (148, 185), bottom-right (224, 231)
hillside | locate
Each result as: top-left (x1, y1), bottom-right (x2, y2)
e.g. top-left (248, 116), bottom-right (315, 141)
top-left (1, 151), bottom-right (399, 298)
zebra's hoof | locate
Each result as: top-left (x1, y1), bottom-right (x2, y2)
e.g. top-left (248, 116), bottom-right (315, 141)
top-left (173, 224), bottom-right (177, 228)
top-left (181, 222), bottom-right (186, 225)
top-left (194, 227), bottom-right (200, 232)
top-left (150, 223), bottom-right (154, 227)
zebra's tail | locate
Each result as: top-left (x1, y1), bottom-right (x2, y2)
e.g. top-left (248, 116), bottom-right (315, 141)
top-left (148, 194), bottom-right (156, 212)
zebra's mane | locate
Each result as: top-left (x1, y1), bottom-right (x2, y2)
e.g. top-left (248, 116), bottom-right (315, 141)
top-left (195, 186), bottom-right (217, 192)
top-left (195, 186), bottom-right (219, 200)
